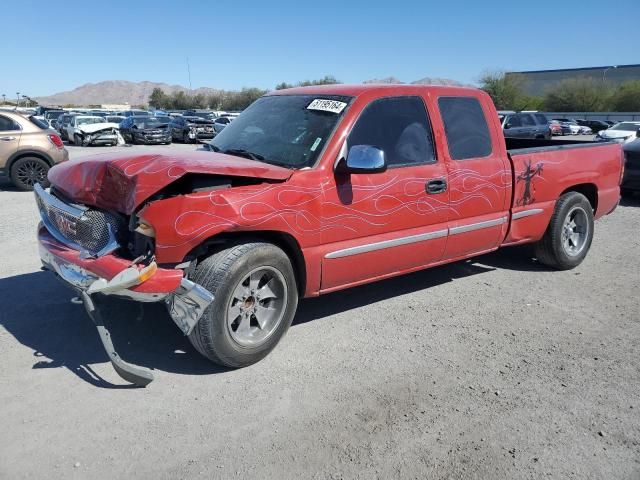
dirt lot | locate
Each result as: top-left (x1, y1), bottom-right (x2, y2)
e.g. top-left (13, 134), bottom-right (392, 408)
top-left (1, 142), bottom-right (639, 479)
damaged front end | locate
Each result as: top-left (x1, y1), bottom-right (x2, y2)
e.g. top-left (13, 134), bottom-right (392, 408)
top-left (76, 123), bottom-right (124, 146)
top-left (34, 184), bottom-right (214, 386)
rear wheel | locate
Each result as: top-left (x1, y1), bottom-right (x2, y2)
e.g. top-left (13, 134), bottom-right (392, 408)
top-left (534, 192), bottom-right (594, 270)
top-left (188, 242), bottom-right (298, 368)
top-left (10, 156), bottom-right (50, 191)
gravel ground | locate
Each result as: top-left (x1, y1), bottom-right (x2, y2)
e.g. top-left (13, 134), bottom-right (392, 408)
top-left (0, 141), bottom-right (639, 479)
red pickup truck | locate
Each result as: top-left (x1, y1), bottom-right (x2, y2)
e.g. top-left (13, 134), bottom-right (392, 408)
top-left (35, 85), bottom-right (623, 386)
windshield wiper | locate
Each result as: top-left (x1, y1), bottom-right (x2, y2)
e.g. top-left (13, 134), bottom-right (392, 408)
top-left (223, 148), bottom-right (266, 162)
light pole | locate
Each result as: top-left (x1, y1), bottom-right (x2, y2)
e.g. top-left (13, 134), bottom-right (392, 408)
top-left (1, 94), bottom-right (5, 105)
top-left (603, 65), bottom-right (618, 85)
top-left (16, 92), bottom-right (20, 108)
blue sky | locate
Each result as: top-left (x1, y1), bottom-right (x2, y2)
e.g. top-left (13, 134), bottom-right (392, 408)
top-left (2, 0), bottom-right (638, 96)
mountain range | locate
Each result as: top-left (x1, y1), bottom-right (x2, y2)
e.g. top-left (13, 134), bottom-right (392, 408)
top-left (36, 77), bottom-right (467, 106)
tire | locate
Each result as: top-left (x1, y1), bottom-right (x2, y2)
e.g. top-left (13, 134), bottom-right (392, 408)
top-left (188, 242), bottom-right (298, 368)
top-left (534, 192), bottom-right (594, 270)
top-left (10, 156), bottom-right (50, 191)
top-left (74, 134), bottom-right (83, 146)
top-left (183, 131), bottom-right (191, 144)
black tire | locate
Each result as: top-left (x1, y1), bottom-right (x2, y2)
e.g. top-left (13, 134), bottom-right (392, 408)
top-left (534, 192), bottom-right (594, 270)
top-left (188, 242), bottom-right (298, 368)
top-left (74, 134), bottom-right (83, 146)
top-left (183, 131), bottom-right (191, 144)
top-left (10, 156), bottom-right (50, 191)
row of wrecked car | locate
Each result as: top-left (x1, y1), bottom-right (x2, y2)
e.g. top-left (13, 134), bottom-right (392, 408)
top-left (39, 109), bottom-right (238, 147)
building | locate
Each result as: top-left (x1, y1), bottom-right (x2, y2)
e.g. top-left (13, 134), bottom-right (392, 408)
top-left (506, 64), bottom-right (640, 96)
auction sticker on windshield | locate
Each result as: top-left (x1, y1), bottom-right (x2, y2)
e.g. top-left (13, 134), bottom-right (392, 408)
top-left (307, 99), bottom-right (347, 114)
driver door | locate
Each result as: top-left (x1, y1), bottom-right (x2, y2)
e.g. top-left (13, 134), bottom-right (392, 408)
top-left (320, 95), bottom-right (449, 292)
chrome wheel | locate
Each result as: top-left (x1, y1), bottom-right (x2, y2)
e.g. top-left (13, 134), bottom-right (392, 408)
top-left (15, 160), bottom-right (47, 188)
top-left (561, 206), bottom-right (589, 257)
top-left (226, 266), bottom-right (287, 347)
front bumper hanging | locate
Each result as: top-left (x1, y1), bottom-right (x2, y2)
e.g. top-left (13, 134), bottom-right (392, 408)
top-left (38, 227), bottom-right (214, 386)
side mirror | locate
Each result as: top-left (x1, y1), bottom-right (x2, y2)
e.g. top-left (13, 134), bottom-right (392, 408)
top-left (504, 123), bottom-right (512, 129)
top-left (335, 145), bottom-right (386, 174)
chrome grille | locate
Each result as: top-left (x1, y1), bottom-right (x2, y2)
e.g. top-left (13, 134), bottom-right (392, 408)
top-left (34, 184), bottom-right (126, 257)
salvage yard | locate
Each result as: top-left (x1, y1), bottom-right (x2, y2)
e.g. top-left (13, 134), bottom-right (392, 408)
top-left (1, 142), bottom-right (639, 479)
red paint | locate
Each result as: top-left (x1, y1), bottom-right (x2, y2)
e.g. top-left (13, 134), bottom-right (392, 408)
top-left (41, 85), bottom-right (623, 298)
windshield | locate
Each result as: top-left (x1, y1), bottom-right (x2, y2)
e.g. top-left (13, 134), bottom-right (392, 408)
top-left (210, 94), bottom-right (352, 168)
top-left (610, 122), bottom-right (640, 132)
top-left (77, 116), bottom-right (105, 125)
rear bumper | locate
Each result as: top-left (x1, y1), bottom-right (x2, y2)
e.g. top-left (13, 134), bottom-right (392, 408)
top-left (38, 226), bottom-right (213, 334)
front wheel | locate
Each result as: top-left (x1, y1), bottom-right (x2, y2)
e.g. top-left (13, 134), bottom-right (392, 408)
top-left (188, 242), bottom-right (298, 368)
top-left (534, 192), bottom-right (594, 270)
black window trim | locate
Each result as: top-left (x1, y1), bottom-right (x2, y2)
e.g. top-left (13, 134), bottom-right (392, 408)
top-left (437, 95), bottom-right (494, 161)
top-left (345, 94), bottom-right (438, 169)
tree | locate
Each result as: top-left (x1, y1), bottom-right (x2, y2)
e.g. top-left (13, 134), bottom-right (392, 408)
top-left (275, 82), bottom-right (294, 90)
top-left (478, 71), bottom-right (536, 110)
top-left (148, 88), bottom-right (168, 108)
top-left (609, 81), bottom-right (640, 111)
top-left (543, 78), bottom-right (611, 112)
top-left (275, 76), bottom-right (340, 91)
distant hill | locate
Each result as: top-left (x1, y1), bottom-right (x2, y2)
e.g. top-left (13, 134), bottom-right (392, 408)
top-left (35, 80), bottom-right (221, 106)
top-left (36, 76), bottom-right (471, 106)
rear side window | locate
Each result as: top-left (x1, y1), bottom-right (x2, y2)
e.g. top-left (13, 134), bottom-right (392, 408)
top-left (521, 114), bottom-right (536, 126)
top-left (506, 115), bottom-right (522, 127)
top-left (0, 115), bottom-right (19, 131)
top-left (348, 96), bottom-right (436, 167)
top-left (534, 113), bottom-right (548, 125)
top-left (438, 97), bottom-right (492, 160)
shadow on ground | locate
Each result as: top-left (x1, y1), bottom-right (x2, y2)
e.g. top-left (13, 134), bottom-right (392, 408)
top-left (0, 245), bottom-right (543, 388)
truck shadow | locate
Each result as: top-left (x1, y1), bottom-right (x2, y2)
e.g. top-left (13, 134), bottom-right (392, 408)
top-left (0, 246), bottom-right (544, 388)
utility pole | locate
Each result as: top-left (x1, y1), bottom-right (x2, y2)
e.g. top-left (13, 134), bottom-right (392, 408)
top-left (16, 92), bottom-right (20, 108)
top-left (603, 65), bottom-right (618, 85)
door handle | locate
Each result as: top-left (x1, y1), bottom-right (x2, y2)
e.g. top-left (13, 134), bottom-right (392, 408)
top-left (0, 136), bottom-right (16, 141)
top-left (426, 178), bottom-right (447, 194)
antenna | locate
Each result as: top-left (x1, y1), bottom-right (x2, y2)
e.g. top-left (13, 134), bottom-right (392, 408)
top-left (186, 57), bottom-right (192, 91)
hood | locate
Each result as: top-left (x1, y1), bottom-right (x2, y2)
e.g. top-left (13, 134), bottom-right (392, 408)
top-left (134, 126), bottom-right (170, 134)
top-left (47, 151), bottom-right (294, 214)
top-left (77, 122), bottom-right (120, 133)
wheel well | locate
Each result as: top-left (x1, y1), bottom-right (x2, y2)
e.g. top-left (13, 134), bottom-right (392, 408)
top-left (560, 183), bottom-right (598, 212)
top-left (7, 151), bottom-right (54, 171)
top-left (190, 231), bottom-right (307, 294)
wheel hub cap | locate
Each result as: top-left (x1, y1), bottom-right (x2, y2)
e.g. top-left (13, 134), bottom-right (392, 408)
top-left (561, 206), bottom-right (589, 257)
top-left (227, 266), bottom-right (287, 347)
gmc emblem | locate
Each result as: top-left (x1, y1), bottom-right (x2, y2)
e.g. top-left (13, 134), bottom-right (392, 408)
top-left (55, 215), bottom-right (77, 237)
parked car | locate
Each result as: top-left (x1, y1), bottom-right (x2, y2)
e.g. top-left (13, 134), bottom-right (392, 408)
top-left (122, 110), bottom-right (150, 118)
top-left (33, 85), bottom-right (623, 385)
top-left (169, 115), bottom-right (215, 143)
top-left (595, 122), bottom-right (640, 144)
top-left (43, 110), bottom-right (65, 128)
top-left (549, 120), bottom-right (563, 136)
top-left (499, 112), bottom-right (550, 139)
top-left (105, 115), bottom-right (126, 125)
top-left (56, 113), bottom-right (82, 140)
top-left (604, 121), bottom-right (617, 127)
top-left (553, 118), bottom-right (582, 135)
top-left (622, 138), bottom-right (640, 195)
top-left (0, 111), bottom-right (68, 190)
top-left (212, 115), bottom-right (235, 136)
top-left (577, 119), bottom-right (609, 134)
top-left (66, 115), bottom-right (120, 146)
top-left (119, 116), bottom-right (172, 144)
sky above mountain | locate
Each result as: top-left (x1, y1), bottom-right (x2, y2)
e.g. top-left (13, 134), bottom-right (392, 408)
top-left (2, 0), bottom-right (637, 97)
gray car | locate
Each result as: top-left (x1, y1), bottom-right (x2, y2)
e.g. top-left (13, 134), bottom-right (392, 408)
top-left (499, 111), bottom-right (551, 139)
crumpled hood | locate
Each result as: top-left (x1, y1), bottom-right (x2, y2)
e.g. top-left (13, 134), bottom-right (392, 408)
top-left (47, 151), bottom-right (293, 214)
top-left (77, 122), bottom-right (120, 133)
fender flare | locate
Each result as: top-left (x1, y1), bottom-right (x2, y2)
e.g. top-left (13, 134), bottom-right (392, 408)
top-left (6, 149), bottom-right (56, 172)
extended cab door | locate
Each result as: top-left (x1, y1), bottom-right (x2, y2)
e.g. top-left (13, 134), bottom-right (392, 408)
top-left (435, 95), bottom-right (511, 259)
top-left (320, 95), bottom-right (449, 292)
top-left (0, 114), bottom-right (21, 171)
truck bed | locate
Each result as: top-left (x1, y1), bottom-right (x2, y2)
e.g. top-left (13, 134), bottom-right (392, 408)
top-left (505, 137), bottom-right (604, 154)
